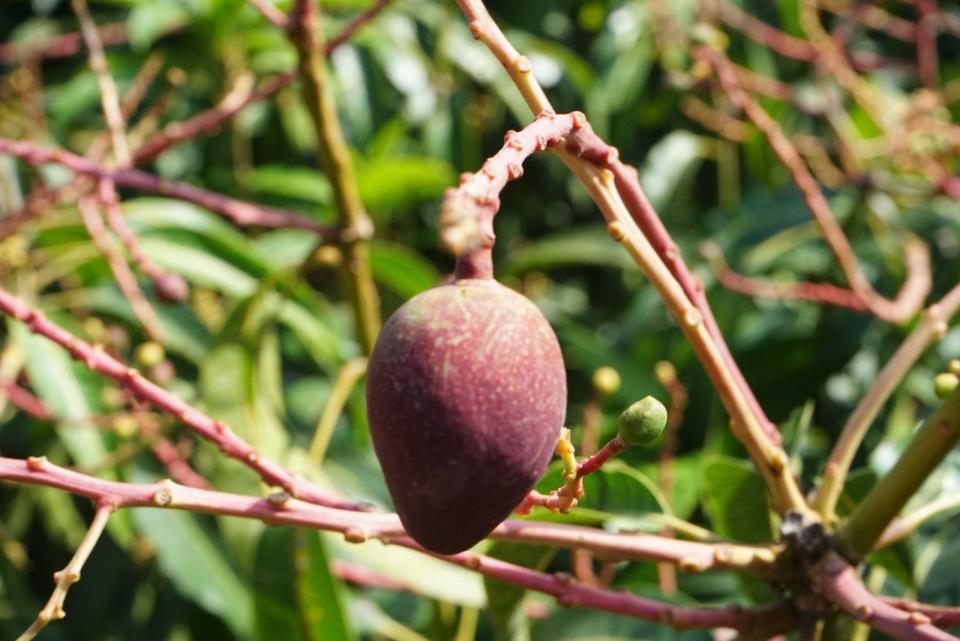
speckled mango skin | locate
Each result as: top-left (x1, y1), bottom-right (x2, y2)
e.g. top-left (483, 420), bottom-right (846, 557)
top-left (366, 278), bottom-right (567, 554)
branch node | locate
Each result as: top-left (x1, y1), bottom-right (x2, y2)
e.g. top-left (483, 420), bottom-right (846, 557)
top-left (606, 221), bottom-right (626, 242)
top-left (26, 456), bottom-right (48, 471)
top-left (343, 526), bottom-right (367, 544)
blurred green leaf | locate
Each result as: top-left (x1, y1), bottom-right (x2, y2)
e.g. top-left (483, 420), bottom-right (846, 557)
top-left (133, 508), bottom-right (253, 636)
top-left (700, 456), bottom-right (774, 544)
top-left (255, 528), bottom-right (354, 641)
top-left (369, 240), bottom-right (441, 298)
top-left (485, 542), bottom-right (555, 641)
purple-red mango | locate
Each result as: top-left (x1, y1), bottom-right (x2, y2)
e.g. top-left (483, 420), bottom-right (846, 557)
top-left (366, 278), bottom-right (567, 554)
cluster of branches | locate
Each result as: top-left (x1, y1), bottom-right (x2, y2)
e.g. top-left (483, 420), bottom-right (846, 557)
top-left (1, 1), bottom-right (960, 640)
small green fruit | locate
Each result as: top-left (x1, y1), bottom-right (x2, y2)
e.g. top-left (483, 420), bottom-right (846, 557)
top-left (618, 396), bottom-right (668, 446)
top-left (934, 372), bottom-right (959, 400)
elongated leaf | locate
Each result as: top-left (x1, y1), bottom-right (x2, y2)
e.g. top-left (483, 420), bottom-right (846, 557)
top-left (132, 508), bottom-right (252, 636)
top-left (255, 528), bottom-right (354, 641)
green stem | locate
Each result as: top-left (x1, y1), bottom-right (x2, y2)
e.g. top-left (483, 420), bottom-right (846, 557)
top-left (812, 283), bottom-right (960, 521)
top-left (288, 0), bottom-right (381, 356)
top-left (837, 386), bottom-right (960, 562)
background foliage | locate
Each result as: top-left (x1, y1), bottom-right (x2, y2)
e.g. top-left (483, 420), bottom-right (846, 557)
top-left (1, 0), bottom-right (959, 639)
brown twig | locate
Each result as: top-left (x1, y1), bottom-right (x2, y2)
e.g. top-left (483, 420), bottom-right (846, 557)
top-left (917, 0), bottom-right (940, 88)
top-left (699, 240), bottom-right (870, 312)
top-left (14, 502), bottom-right (113, 641)
top-left (0, 23), bottom-right (128, 64)
top-left (133, 0), bottom-right (390, 164)
top-left (654, 360), bottom-right (687, 595)
top-left (881, 599), bottom-right (960, 628)
top-left (78, 196), bottom-right (166, 341)
top-left (0, 138), bottom-right (336, 236)
top-left (72, 0), bottom-right (131, 167)
top-left (702, 46), bottom-right (932, 324)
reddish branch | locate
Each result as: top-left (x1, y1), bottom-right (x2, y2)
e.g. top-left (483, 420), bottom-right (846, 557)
top-left (882, 599), bottom-right (960, 629)
top-left (0, 380), bottom-right (52, 420)
top-left (701, 46), bottom-right (932, 325)
top-left (0, 456), bottom-right (789, 633)
top-left (439, 110), bottom-right (587, 279)
top-left (816, 553), bottom-right (959, 641)
top-left (0, 285), bottom-right (361, 511)
top-left (133, 0), bottom-right (390, 164)
top-left (78, 195), bottom-right (166, 341)
top-left (699, 240), bottom-right (870, 312)
top-left (0, 454), bottom-right (783, 576)
top-left (0, 23), bottom-right (128, 63)
top-left (417, 539), bottom-right (794, 634)
top-left (0, 138), bottom-right (335, 236)
top-left (917, 0), bottom-right (940, 87)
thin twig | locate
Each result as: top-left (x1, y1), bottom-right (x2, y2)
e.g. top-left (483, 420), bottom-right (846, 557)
top-left (699, 240), bottom-right (869, 312)
top-left (78, 196), bottom-right (166, 341)
top-left (307, 357), bottom-right (367, 465)
top-left (133, 0), bottom-right (390, 163)
top-left (14, 503), bottom-right (113, 641)
top-left (0, 284), bottom-right (363, 511)
top-left (0, 23), bottom-right (128, 63)
top-left (72, 0), bottom-right (131, 167)
top-left (247, 0), bottom-right (289, 28)
top-left (702, 46), bottom-right (932, 325)
top-left (837, 386), bottom-right (960, 562)
top-left (812, 283), bottom-right (960, 521)
top-left (0, 138), bottom-right (336, 235)
top-left (876, 493), bottom-right (960, 549)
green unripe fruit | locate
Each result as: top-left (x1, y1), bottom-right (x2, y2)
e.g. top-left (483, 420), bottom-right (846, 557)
top-left (617, 396), bottom-right (668, 446)
top-left (934, 372), bottom-right (959, 400)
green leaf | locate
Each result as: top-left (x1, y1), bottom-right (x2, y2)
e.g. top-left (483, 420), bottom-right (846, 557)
top-left (132, 506), bottom-right (252, 636)
top-left (249, 165), bottom-right (333, 208)
top-left (700, 455), bottom-right (774, 544)
top-left (12, 321), bottom-right (106, 469)
top-left (128, 0), bottom-right (191, 49)
top-left (327, 533), bottom-right (486, 608)
top-left (357, 156), bottom-right (456, 220)
top-left (485, 542), bottom-right (556, 641)
top-left (255, 528), bottom-right (354, 641)
top-left (501, 227), bottom-right (636, 276)
top-left (369, 241), bottom-right (441, 298)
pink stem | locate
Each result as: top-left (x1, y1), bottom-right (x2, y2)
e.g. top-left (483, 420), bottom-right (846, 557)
top-left (577, 437), bottom-right (628, 477)
top-left (0, 285), bottom-right (361, 511)
top-left (0, 454), bottom-right (780, 575)
top-left (401, 537), bottom-right (793, 633)
top-left (0, 138), bottom-right (334, 236)
top-left (439, 111), bottom-right (585, 266)
top-left (0, 23), bottom-right (128, 63)
top-left (0, 454), bottom-right (789, 632)
top-left (817, 553), bottom-right (959, 641)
